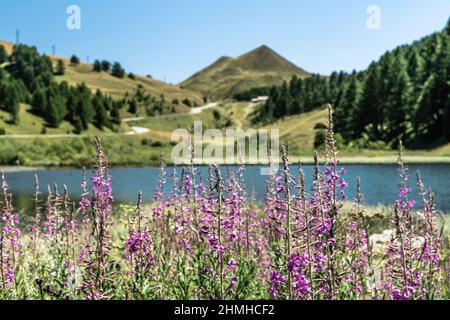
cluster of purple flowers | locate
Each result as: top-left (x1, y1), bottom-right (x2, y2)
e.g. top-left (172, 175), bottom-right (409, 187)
top-left (0, 175), bottom-right (21, 289)
top-left (0, 131), bottom-right (446, 300)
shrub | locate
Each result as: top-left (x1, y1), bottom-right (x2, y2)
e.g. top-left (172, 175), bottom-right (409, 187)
top-left (70, 55), bottom-right (80, 65)
top-left (314, 130), bottom-right (326, 149)
top-left (314, 122), bottom-right (327, 130)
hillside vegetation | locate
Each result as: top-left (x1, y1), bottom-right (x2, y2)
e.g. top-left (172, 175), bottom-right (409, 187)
top-left (260, 106), bottom-right (450, 160)
top-left (0, 40), bottom-right (204, 134)
top-left (255, 19), bottom-right (450, 151)
top-left (0, 40), bottom-right (203, 106)
top-left (53, 56), bottom-right (202, 104)
top-left (180, 45), bottom-right (309, 100)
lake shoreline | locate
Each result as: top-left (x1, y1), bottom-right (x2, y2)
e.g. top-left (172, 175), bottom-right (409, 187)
top-left (4, 163), bottom-right (450, 212)
top-left (2, 155), bottom-right (450, 170)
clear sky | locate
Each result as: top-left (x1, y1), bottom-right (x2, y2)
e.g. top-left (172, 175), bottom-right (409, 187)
top-left (0, 0), bottom-right (449, 83)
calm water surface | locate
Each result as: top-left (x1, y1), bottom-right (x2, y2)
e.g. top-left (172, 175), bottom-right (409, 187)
top-left (2, 164), bottom-right (450, 214)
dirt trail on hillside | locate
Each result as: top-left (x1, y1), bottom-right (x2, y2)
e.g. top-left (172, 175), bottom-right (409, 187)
top-left (123, 102), bottom-right (219, 123)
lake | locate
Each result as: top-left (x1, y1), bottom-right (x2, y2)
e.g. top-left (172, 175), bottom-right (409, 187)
top-left (2, 164), bottom-right (450, 214)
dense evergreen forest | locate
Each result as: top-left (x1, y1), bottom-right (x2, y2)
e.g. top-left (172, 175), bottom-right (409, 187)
top-left (254, 19), bottom-right (450, 149)
top-left (0, 44), bottom-right (122, 132)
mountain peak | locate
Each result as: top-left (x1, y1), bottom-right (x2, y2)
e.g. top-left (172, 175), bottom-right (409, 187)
top-left (236, 45), bottom-right (304, 74)
top-left (253, 44), bottom-right (273, 52)
top-left (180, 45), bottom-right (309, 99)
top-left (242, 44), bottom-right (278, 58)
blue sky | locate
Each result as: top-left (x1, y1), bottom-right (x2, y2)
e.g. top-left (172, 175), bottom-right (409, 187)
top-left (0, 0), bottom-right (449, 83)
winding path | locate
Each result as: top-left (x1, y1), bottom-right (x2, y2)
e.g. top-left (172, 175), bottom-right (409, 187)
top-left (123, 102), bottom-right (220, 122)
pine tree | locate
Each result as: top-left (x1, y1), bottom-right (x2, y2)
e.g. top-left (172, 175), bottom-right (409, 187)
top-left (32, 88), bottom-right (47, 115)
top-left (55, 59), bottom-right (65, 75)
top-left (334, 74), bottom-right (362, 140)
top-left (110, 102), bottom-right (121, 125)
top-left (407, 48), bottom-right (424, 89)
top-left (76, 83), bottom-right (94, 130)
top-left (93, 60), bottom-right (102, 72)
top-left (111, 62), bottom-right (125, 78)
top-left (9, 93), bottom-right (20, 125)
top-left (387, 55), bottom-right (414, 144)
top-left (358, 63), bottom-right (381, 139)
top-left (290, 99), bottom-right (304, 115)
top-left (46, 102), bottom-right (59, 127)
top-left (66, 89), bottom-right (77, 123)
top-left (274, 82), bottom-right (290, 118)
top-left (94, 99), bottom-right (108, 129)
top-left (70, 55), bottom-right (80, 65)
top-left (376, 54), bottom-right (395, 140)
top-left (0, 45), bottom-right (8, 64)
top-left (128, 99), bottom-right (138, 114)
top-left (0, 82), bottom-right (21, 124)
top-left (73, 117), bottom-right (84, 134)
top-left (430, 34), bottom-right (449, 142)
top-left (414, 75), bottom-right (438, 144)
top-left (101, 60), bottom-right (111, 72)
top-left (410, 33), bottom-right (448, 144)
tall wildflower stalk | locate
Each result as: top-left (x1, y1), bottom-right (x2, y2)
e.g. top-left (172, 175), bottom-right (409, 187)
top-left (125, 191), bottom-right (154, 298)
top-left (0, 173), bottom-right (21, 291)
top-left (313, 151), bottom-right (334, 298)
top-left (30, 174), bottom-right (41, 250)
top-left (81, 138), bottom-right (114, 300)
top-left (380, 140), bottom-right (444, 299)
top-left (416, 171), bottom-right (443, 298)
top-left (213, 164), bottom-right (224, 300)
top-left (298, 167), bottom-right (314, 299)
top-left (324, 104), bottom-right (339, 298)
top-left (280, 145), bottom-right (293, 300)
top-left (189, 129), bottom-right (200, 242)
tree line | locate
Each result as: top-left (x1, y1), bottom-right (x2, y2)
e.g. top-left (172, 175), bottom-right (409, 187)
top-left (93, 59), bottom-right (127, 79)
top-left (253, 19), bottom-right (449, 149)
top-left (0, 44), bottom-right (122, 131)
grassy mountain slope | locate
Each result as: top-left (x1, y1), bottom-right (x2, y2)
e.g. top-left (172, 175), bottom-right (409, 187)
top-left (0, 40), bottom-right (13, 55)
top-left (0, 40), bottom-right (206, 135)
top-left (180, 45), bottom-right (309, 100)
top-left (262, 107), bottom-right (328, 155)
top-left (0, 104), bottom-right (122, 136)
top-left (0, 40), bottom-right (204, 107)
top-left (53, 57), bottom-right (203, 107)
top-left (261, 107), bottom-right (450, 159)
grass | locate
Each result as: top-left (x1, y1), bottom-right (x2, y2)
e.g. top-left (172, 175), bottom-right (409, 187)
top-left (262, 107), bottom-right (328, 155)
top-left (224, 101), bottom-right (256, 129)
top-left (0, 39), bottom-right (203, 108)
top-left (260, 107), bottom-right (450, 162)
top-left (0, 104), bottom-right (72, 135)
top-left (130, 108), bottom-right (230, 133)
top-left (0, 134), bottom-right (174, 167)
top-left (0, 103), bottom-right (449, 167)
top-left (0, 104), bottom-right (123, 136)
top-left (53, 58), bottom-right (203, 107)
